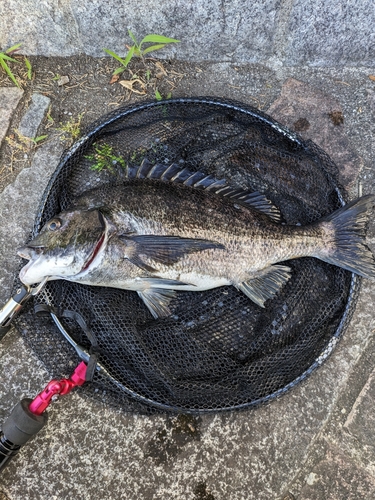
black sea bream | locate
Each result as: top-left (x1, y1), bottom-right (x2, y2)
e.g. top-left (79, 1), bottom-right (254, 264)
top-left (18, 162), bottom-right (375, 318)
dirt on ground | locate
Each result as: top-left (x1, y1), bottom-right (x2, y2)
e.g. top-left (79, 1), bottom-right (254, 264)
top-left (0, 49), bottom-right (296, 195)
top-left (0, 53), bottom-right (212, 192)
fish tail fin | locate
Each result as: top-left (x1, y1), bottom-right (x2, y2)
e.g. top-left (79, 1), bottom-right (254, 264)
top-left (318, 194), bottom-right (375, 278)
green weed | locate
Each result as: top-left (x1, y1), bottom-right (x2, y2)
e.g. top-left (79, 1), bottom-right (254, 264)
top-left (104, 30), bottom-right (180, 76)
top-left (6, 130), bottom-right (48, 153)
top-left (86, 143), bottom-right (126, 173)
top-left (30, 135), bottom-right (48, 145)
top-left (58, 113), bottom-right (84, 143)
top-left (0, 43), bottom-right (22, 87)
top-left (155, 89), bottom-right (172, 101)
top-left (24, 57), bottom-right (32, 80)
top-left (0, 44), bottom-right (34, 86)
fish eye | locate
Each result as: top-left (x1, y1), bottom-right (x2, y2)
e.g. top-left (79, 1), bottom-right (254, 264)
top-left (48, 218), bottom-right (62, 231)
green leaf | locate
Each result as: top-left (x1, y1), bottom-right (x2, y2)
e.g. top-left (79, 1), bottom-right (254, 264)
top-left (140, 34), bottom-right (180, 45)
top-left (155, 89), bottom-right (162, 101)
top-left (0, 54), bottom-right (19, 63)
top-left (24, 57), bottom-right (32, 79)
top-left (0, 58), bottom-right (19, 87)
top-left (103, 48), bottom-right (125, 64)
top-left (5, 43), bottom-right (22, 54)
top-left (122, 45), bottom-right (135, 67)
top-left (113, 66), bottom-right (125, 75)
top-left (33, 135), bottom-right (48, 143)
top-left (128, 30), bottom-right (138, 47)
top-left (142, 44), bottom-right (166, 55)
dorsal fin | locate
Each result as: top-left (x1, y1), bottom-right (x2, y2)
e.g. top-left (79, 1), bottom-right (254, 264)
top-left (128, 158), bottom-right (281, 221)
top-left (229, 191), bottom-right (281, 222)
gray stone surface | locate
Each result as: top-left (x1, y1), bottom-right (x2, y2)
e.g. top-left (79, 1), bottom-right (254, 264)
top-left (298, 445), bottom-right (375, 499)
top-left (267, 78), bottom-right (363, 188)
top-left (315, 309), bottom-right (375, 478)
top-left (0, 61), bottom-right (375, 498)
top-left (72, 0), bottom-right (279, 63)
top-left (0, 137), bottom-right (64, 303)
top-left (0, 88), bottom-right (23, 147)
top-left (0, 0), bottom-right (82, 56)
top-left (344, 367), bottom-right (375, 446)
top-left (286, 0), bottom-right (375, 66)
top-left (0, 336), bottom-right (49, 412)
top-left (0, 0), bottom-right (279, 61)
top-left (368, 88), bottom-right (375, 117)
top-left (18, 93), bottom-right (51, 139)
top-left (0, 0), bottom-right (374, 66)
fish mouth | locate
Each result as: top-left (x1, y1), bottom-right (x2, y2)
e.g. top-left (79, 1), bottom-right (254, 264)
top-left (18, 247), bottom-right (48, 285)
top-left (17, 246), bottom-right (44, 260)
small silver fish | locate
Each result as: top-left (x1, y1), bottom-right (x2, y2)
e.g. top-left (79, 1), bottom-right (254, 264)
top-left (18, 162), bottom-right (375, 318)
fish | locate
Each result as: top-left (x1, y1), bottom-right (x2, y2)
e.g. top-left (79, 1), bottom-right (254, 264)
top-left (17, 160), bottom-right (375, 319)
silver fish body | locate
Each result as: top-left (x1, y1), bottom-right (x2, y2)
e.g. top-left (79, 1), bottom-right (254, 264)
top-left (18, 166), bottom-right (375, 318)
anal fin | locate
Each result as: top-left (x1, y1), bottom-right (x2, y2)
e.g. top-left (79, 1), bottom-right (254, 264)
top-left (237, 265), bottom-right (291, 307)
top-left (138, 288), bottom-right (176, 319)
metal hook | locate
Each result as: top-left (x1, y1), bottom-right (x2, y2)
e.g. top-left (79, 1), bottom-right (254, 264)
top-left (30, 277), bottom-right (49, 296)
top-left (0, 277), bottom-right (50, 339)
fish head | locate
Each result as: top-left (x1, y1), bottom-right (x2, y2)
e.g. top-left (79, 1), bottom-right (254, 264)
top-left (18, 208), bottom-right (111, 285)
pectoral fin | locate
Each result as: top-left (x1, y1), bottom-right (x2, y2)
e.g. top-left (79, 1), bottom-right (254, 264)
top-left (120, 234), bottom-right (225, 272)
top-left (236, 265), bottom-right (291, 307)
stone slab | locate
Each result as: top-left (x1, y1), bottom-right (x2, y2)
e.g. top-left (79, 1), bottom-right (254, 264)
top-left (0, 0), bottom-right (82, 56)
top-left (286, 0), bottom-right (375, 66)
top-left (330, 334), bottom-right (375, 475)
top-left (0, 336), bottom-right (50, 411)
top-left (0, 0), bottom-right (279, 61)
top-left (18, 93), bottom-right (51, 139)
top-left (344, 368), bottom-right (375, 448)
top-left (1, 1), bottom-right (375, 66)
top-left (298, 445), bottom-right (375, 499)
top-left (0, 137), bottom-right (64, 303)
top-left (0, 88), bottom-right (23, 147)
top-left (267, 78), bottom-right (363, 188)
top-left (72, 0), bottom-right (279, 62)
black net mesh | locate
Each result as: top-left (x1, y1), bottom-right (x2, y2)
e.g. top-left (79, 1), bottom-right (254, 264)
top-left (14, 97), bottom-right (360, 413)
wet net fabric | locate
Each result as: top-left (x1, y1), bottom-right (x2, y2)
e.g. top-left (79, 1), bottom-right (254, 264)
top-left (14, 98), bottom-right (359, 413)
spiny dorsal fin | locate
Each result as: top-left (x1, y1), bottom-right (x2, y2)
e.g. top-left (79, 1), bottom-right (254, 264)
top-left (128, 158), bottom-right (183, 181)
top-left (128, 158), bottom-right (281, 221)
top-left (231, 191), bottom-right (281, 222)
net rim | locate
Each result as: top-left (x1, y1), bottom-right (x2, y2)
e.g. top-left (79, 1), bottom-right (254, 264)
top-left (26, 97), bottom-right (360, 413)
